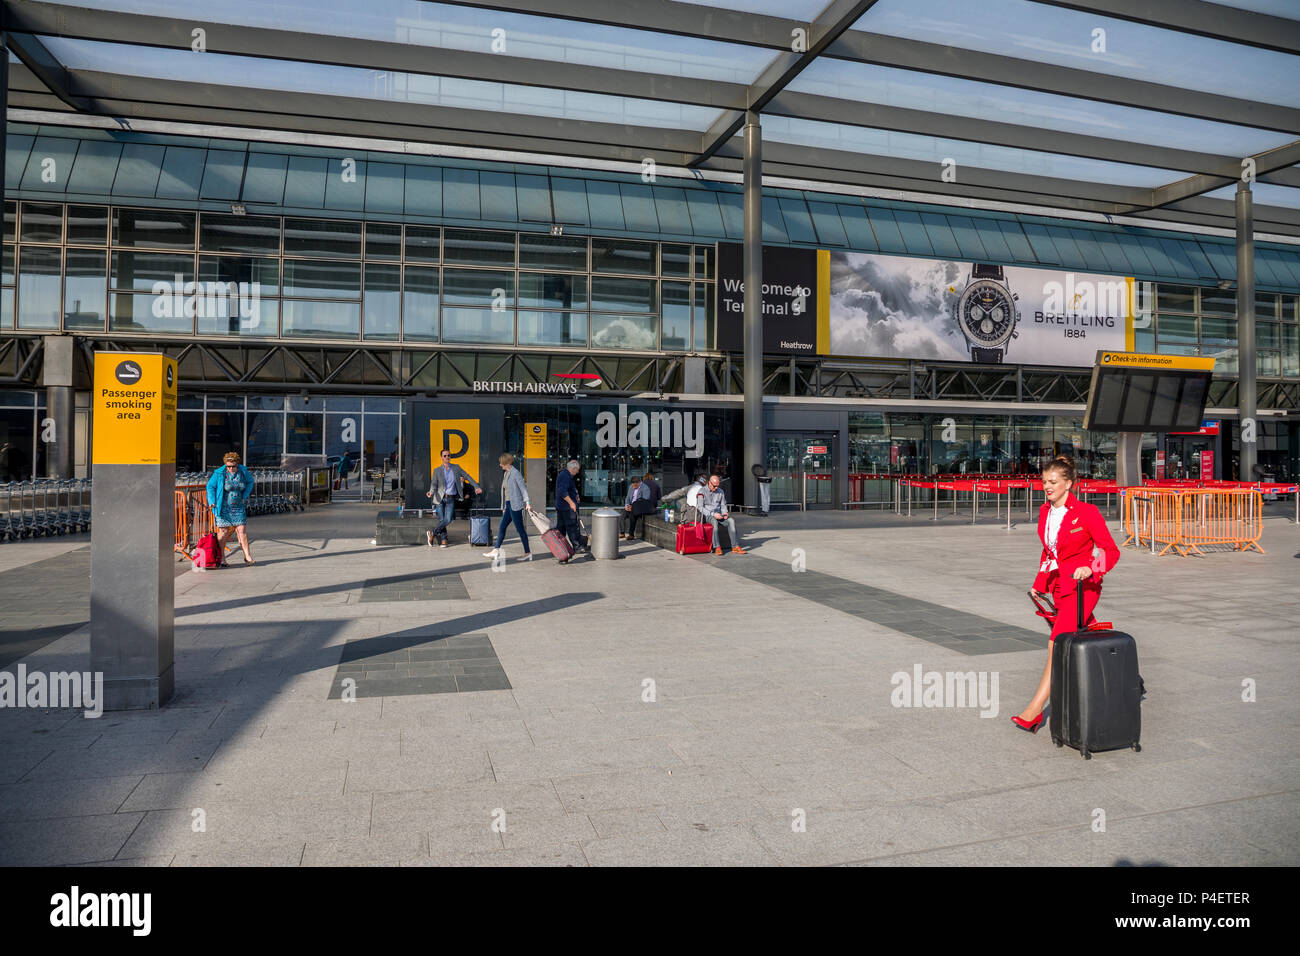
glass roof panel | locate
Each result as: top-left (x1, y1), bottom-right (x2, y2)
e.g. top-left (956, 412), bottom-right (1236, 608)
top-left (37, 0), bottom-right (771, 85)
top-left (673, 0), bottom-right (828, 18)
top-left (761, 115), bottom-right (1187, 188)
top-left (852, 0), bottom-right (1300, 108)
top-left (786, 60), bottom-right (1293, 156)
top-left (1204, 182), bottom-right (1300, 209)
top-left (44, 38), bottom-right (723, 131)
top-left (1204, 0), bottom-right (1300, 15)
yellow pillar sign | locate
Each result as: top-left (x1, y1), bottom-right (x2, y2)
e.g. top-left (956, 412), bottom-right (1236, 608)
top-left (92, 353), bottom-right (178, 465)
top-left (525, 423), bottom-right (547, 457)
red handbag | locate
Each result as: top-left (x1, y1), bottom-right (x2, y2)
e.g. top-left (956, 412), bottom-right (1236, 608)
top-left (675, 522), bottom-right (713, 555)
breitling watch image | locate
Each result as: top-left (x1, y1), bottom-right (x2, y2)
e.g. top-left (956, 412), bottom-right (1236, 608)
top-left (953, 263), bottom-right (1020, 363)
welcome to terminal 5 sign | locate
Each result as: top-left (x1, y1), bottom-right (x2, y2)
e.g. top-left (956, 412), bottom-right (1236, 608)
top-left (716, 242), bottom-right (1139, 367)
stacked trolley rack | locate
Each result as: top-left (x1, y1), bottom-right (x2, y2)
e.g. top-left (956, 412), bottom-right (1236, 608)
top-left (0, 478), bottom-right (93, 540)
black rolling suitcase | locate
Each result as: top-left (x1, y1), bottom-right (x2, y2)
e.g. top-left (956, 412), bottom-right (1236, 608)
top-left (1048, 588), bottom-right (1142, 760)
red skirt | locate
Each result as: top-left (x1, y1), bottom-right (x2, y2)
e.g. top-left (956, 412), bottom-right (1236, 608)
top-left (1044, 570), bottom-right (1102, 641)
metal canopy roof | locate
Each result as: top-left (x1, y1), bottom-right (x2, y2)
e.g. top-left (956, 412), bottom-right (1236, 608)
top-left (3, 0), bottom-right (1300, 236)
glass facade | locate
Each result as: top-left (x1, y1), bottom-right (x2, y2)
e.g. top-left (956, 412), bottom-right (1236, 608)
top-left (0, 201), bottom-right (718, 351)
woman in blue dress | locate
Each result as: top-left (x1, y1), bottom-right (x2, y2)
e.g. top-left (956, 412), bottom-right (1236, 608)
top-left (206, 451), bottom-right (256, 565)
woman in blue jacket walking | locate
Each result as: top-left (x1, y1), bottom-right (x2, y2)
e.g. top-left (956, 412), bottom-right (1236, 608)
top-left (484, 452), bottom-right (532, 562)
top-left (206, 451), bottom-right (256, 565)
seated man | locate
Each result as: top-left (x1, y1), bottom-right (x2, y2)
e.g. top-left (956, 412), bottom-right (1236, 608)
top-left (697, 472), bottom-right (746, 555)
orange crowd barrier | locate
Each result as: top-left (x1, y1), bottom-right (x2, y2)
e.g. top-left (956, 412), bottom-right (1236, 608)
top-left (1123, 487), bottom-right (1265, 556)
top-left (173, 484), bottom-right (215, 560)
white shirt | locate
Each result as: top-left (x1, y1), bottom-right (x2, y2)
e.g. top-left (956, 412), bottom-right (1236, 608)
top-left (1044, 502), bottom-right (1068, 571)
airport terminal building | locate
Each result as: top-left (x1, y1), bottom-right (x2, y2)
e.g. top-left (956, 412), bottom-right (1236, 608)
top-left (1, 1), bottom-right (1297, 508)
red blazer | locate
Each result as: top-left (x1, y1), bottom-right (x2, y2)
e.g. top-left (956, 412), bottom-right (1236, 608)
top-left (1032, 492), bottom-right (1120, 593)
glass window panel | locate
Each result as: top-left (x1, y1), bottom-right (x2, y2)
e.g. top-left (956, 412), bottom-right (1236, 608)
top-left (365, 223), bottom-right (402, 260)
top-left (3, 202), bottom-right (14, 243)
top-left (113, 208), bottom-right (196, 249)
top-left (443, 268), bottom-right (513, 307)
top-left (591, 276), bottom-right (655, 313)
top-left (245, 411), bottom-right (283, 466)
top-left (67, 205), bottom-right (109, 245)
top-left (363, 263), bottom-right (401, 341)
top-left (1156, 286), bottom-right (1196, 313)
top-left (20, 203), bottom-right (63, 244)
top-left (441, 307), bottom-right (514, 344)
top-left (109, 292), bottom-right (194, 334)
top-left (1201, 317), bottom-right (1237, 345)
top-left (517, 272), bottom-right (586, 310)
top-left (592, 237), bottom-right (656, 275)
top-left (198, 256), bottom-right (279, 296)
top-left (1160, 312), bottom-right (1199, 343)
top-left (325, 397), bottom-right (362, 412)
top-left (404, 225), bottom-right (441, 263)
top-left (113, 251), bottom-right (195, 291)
top-left (443, 228), bottom-right (513, 267)
top-left (17, 247), bottom-right (62, 330)
top-left (518, 233), bottom-right (588, 271)
top-left (1255, 293), bottom-right (1279, 320)
top-left (3, 245), bottom-right (13, 286)
top-left (693, 282), bottom-right (715, 351)
top-left (1258, 321), bottom-right (1279, 349)
top-left (283, 259), bottom-right (360, 298)
top-left (662, 281), bottom-right (691, 350)
top-left (1, 287), bottom-right (11, 329)
top-left (363, 397), bottom-right (400, 413)
top-left (1260, 351), bottom-right (1280, 377)
top-left (694, 245), bottom-right (715, 280)
top-left (1134, 327), bottom-right (1155, 352)
top-left (64, 249), bottom-right (107, 331)
top-left (662, 243), bottom-right (691, 278)
top-left (248, 395), bottom-right (283, 410)
top-left (196, 295), bottom-right (277, 337)
top-left (199, 213), bottom-right (280, 254)
top-left (286, 412), bottom-right (324, 455)
top-left (284, 217), bottom-right (361, 257)
top-left (1200, 289), bottom-right (1237, 317)
top-left (281, 299), bottom-right (361, 338)
top-left (1282, 296), bottom-right (1295, 322)
top-left (402, 266), bottom-right (439, 342)
top-left (591, 313), bottom-right (657, 350)
top-left (517, 310), bottom-right (587, 347)
top-left (1282, 326), bottom-right (1298, 377)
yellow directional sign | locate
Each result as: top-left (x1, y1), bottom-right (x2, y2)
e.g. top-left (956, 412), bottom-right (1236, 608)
top-left (1096, 351), bottom-right (1215, 371)
top-left (525, 423), bottom-right (547, 458)
top-left (92, 353), bottom-right (177, 465)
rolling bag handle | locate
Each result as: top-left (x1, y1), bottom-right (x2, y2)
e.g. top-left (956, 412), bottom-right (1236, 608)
top-left (1077, 583), bottom-right (1086, 634)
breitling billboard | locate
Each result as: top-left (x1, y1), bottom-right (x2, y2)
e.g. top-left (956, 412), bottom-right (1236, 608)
top-left (827, 252), bottom-right (1138, 367)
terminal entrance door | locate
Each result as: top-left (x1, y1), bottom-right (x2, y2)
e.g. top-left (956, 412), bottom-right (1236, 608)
top-left (765, 433), bottom-right (836, 509)
top-left (1166, 435), bottom-right (1214, 480)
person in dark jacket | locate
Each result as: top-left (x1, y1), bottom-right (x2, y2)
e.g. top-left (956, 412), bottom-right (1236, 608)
top-left (555, 459), bottom-right (585, 554)
top-left (641, 470), bottom-right (662, 510)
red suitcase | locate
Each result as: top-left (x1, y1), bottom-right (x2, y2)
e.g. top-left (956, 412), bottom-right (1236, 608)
top-left (675, 522), bottom-right (713, 554)
top-left (540, 527), bottom-right (575, 563)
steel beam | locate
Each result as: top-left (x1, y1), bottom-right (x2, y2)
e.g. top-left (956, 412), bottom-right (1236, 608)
top-left (1026, 0), bottom-right (1300, 55)
top-left (1237, 182), bottom-right (1257, 480)
top-left (742, 110), bottom-right (763, 510)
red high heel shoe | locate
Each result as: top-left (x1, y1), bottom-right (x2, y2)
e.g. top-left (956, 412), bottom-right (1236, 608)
top-left (1011, 713), bottom-right (1045, 734)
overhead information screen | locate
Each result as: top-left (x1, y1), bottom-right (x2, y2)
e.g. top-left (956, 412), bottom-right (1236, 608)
top-left (1084, 352), bottom-right (1216, 432)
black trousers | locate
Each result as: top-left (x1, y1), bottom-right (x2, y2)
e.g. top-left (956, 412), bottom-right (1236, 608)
top-left (557, 507), bottom-right (584, 550)
top-left (624, 510), bottom-right (646, 537)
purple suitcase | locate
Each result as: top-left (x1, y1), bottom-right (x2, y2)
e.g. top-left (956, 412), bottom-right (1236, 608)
top-left (540, 528), bottom-right (574, 563)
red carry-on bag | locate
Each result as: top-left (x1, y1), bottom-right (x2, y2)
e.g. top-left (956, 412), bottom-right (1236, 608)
top-left (675, 522), bottom-right (713, 554)
top-left (540, 528), bottom-right (575, 563)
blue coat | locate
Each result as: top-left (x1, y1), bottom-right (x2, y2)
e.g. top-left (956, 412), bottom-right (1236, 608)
top-left (207, 465), bottom-right (255, 521)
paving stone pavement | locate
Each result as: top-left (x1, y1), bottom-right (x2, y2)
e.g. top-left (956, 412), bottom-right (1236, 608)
top-left (0, 503), bottom-right (1296, 866)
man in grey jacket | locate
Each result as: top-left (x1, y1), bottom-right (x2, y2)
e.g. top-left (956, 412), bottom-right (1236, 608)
top-left (425, 448), bottom-right (482, 548)
top-left (697, 473), bottom-right (746, 555)
top-left (485, 452), bottom-right (532, 561)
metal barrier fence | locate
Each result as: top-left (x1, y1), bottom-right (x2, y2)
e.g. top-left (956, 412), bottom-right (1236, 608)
top-left (0, 478), bottom-right (92, 540)
top-left (174, 469), bottom-right (305, 516)
top-left (1123, 487), bottom-right (1266, 556)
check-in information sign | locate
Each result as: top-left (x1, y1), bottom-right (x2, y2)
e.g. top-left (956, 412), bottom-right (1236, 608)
top-left (92, 353), bottom-right (177, 465)
top-left (525, 423), bottom-right (547, 457)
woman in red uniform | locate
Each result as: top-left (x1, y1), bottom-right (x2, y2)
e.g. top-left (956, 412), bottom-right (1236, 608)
top-left (1012, 454), bottom-right (1121, 733)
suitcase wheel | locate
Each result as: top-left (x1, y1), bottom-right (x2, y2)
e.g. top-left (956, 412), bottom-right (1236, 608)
top-left (1082, 750), bottom-right (1091, 760)
top-left (1132, 743), bottom-right (1141, 752)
